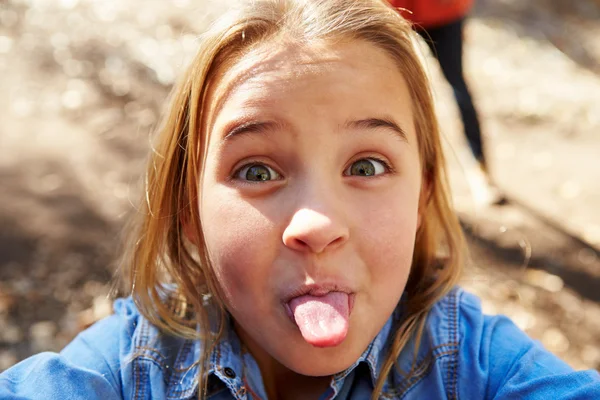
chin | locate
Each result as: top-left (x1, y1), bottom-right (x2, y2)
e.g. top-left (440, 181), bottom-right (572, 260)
top-left (288, 362), bottom-right (352, 377)
top-left (282, 342), bottom-right (362, 377)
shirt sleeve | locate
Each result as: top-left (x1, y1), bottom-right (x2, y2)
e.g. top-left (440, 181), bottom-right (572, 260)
top-left (485, 316), bottom-right (600, 400)
top-left (458, 291), bottom-right (600, 400)
top-left (0, 298), bottom-right (139, 400)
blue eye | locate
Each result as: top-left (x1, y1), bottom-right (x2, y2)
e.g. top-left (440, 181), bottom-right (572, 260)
top-left (235, 163), bottom-right (281, 182)
top-left (345, 158), bottom-right (388, 177)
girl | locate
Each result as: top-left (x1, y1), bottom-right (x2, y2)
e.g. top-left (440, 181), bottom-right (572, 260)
top-left (2, 0), bottom-right (599, 399)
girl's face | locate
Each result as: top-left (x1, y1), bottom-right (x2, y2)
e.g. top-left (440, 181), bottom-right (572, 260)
top-left (200, 39), bottom-right (424, 377)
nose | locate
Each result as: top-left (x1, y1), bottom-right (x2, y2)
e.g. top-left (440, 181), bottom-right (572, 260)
top-left (282, 208), bottom-right (349, 254)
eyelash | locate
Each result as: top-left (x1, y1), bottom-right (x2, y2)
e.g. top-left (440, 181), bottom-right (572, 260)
top-left (231, 156), bottom-right (394, 182)
top-left (347, 156), bottom-right (394, 175)
top-left (232, 162), bottom-right (282, 182)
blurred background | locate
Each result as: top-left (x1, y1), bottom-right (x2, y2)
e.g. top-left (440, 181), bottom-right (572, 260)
top-left (0, 0), bottom-right (599, 372)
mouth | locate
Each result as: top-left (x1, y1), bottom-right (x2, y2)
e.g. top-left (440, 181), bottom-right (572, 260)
top-left (282, 283), bottom-right (355, 348)
top-left (283, 283), bottom-right (353, 301)
top-left (282, 283), bottom-right (355, 317)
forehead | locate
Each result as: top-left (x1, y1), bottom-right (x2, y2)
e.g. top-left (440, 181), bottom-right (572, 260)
top-left (206, 38), bottom-right (411, 123)
top-left (223, 39), bottom-right (391, 87)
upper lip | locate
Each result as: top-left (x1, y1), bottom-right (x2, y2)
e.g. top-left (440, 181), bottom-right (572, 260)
top-left (281, 282), bottom-right (354, 304)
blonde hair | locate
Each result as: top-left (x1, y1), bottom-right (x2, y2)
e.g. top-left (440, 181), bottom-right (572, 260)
top-left (120, 0), bottom-right (466, 397)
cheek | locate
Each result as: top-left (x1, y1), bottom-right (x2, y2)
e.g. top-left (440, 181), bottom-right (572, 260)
top-left (200, 187), bottom-right (277, 304)
top-left (354, 181), bottom-right (421, 281)
top-left (364, 205), bottom-right (418, 265)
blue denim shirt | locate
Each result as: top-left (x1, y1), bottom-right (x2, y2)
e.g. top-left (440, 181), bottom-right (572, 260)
top-left (2, 287), bottom-right (599, 399)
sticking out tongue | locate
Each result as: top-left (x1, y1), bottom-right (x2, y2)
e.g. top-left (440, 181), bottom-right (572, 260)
top-left (288, 292), bottom-right (350, 347)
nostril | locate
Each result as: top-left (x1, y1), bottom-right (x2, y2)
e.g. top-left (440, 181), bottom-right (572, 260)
top-left (329, 236), bottom-right (345, 248)
top-left (293, 238), bottom-right (309, 249)
top-left (285, 235), bottom-right (346, 254)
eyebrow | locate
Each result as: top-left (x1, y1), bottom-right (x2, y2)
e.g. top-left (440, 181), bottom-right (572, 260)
top-left (344, 118), bottom-right (408, 143)
top-left (221, 117), bottom-right (409, 142)
top-left (222, 120), bottom-right (286, 141)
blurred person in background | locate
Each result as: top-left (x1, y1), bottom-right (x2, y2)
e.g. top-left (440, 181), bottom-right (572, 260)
top-left (389, 0), bottom-right (505, 205)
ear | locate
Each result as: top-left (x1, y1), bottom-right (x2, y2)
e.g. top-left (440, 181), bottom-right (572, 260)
top-left (417, 171), bottom-right (433, 230)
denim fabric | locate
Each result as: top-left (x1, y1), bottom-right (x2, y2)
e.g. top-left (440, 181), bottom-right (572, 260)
top-left (2, 287), bottom-right (599, 399)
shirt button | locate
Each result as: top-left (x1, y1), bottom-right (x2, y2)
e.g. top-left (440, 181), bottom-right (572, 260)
top-left (223, 367), bottom-right (236, 379)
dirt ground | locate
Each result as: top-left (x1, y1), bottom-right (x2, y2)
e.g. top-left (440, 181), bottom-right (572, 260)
top-left (0, 0), bottom-right (599, 373)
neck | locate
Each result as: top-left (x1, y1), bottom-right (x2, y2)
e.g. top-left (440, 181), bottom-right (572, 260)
top-left (234, 325), bottom-right (332, 400)
top-left (262, 358), bottom-right (331, 400)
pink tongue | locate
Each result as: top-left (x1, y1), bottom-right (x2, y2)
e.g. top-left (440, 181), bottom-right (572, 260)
top-left (289, 292), bottom-right (349, 347)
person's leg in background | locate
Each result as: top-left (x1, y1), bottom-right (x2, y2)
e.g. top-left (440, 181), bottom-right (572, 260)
top-left (418, 19), bottom-right (506, 204)
top-left (418, 18), bottom-right (487, 170)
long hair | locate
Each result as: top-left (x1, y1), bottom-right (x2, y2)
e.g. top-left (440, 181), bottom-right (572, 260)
top-left (119, 0), bottom-right (466, 397)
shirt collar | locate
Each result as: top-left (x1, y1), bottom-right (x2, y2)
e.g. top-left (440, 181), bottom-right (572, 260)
top-left (224, 307), bottom-right (396, 391)
top-left (173, 302), bottom-right (402, 398)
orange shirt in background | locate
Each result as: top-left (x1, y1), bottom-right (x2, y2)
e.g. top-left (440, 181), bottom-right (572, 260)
top-left (388, 0), bottom-right (474, 28)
